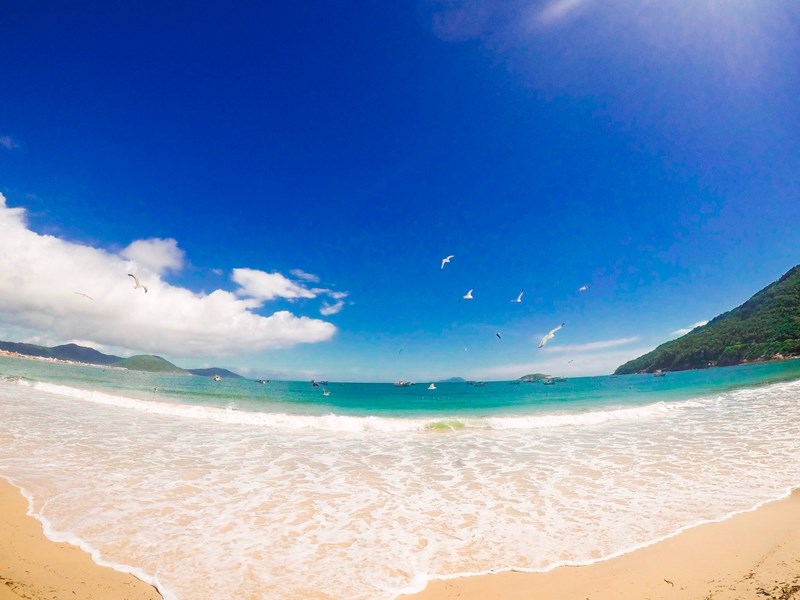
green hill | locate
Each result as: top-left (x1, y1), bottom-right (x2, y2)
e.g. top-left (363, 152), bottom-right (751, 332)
top-left (187, 367), bottom-right (243, 379)
top-left (50, 343), bottom-right (122, 365)
top-left (113, 355), bottom-right (187, 374)
top-left (616, 264), bottom-right (800, 374)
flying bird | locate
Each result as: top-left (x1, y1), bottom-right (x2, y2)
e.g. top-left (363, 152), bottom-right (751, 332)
top-left (496, 332), bottom-right (502, 339)
top-left (538, 323), bottom-right (565, 348)
top-left (512, 290), bottom-right (524, 303)
top-left (441, 255), bottom-right (454, 269)
top-left (463, 289), bottom-right (474, 300)
top-left (578, 284), bottom-right (589, 292)
top-left (74, 292), bottom-right (94, 301)
top-left (128, 273), bottom-right (148, 293)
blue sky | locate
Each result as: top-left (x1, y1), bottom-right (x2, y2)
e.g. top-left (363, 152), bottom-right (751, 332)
top-left (1, 1), bottom-right (798, 381)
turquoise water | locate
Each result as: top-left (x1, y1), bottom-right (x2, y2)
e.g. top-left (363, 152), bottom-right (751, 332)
top-left (3, 354), bottom-right (799, 417)
top-left (1, 355), bottom-right (800, 599)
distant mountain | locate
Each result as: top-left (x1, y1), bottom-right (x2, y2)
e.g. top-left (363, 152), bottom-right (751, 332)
top-left (616, 264), bottom-right (800, 375)
top-left (50, 343), bottom-right (122, 365)
top-left (187, 367), bottom-right (244, 379)
top-left (436, 377), bottom-right (466, 383)
top-left (113, 355), bottom-right (187, 374)
top-left (519, 373), bottom-right (550, 382)
top-left (0, 340), bottom-right (242, 377)
top-left (0, 341), bottom-right (52, 359)
top-left (0, 341), bottom-right (122, 364)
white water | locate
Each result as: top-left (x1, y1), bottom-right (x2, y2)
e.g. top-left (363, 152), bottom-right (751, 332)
top-left (1, 378), bottom-right (799, 599)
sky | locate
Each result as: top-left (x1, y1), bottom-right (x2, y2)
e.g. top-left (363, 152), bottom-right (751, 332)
top-left (1, 0), bottom-right (798, 382)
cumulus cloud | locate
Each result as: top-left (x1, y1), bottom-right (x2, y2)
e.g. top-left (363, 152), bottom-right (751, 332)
top-left (0, 194), bottom-right (336, 357)
top-left (232, 268), bottom-right (317, 301)
top-left (121, 238), bottom-right (185, 275)
top-left (0, 135), bottom-right (19, 150)
top-left (672, 320), bottom-right (709, 336)
top-left (290, 268), bottom-right (320, 283)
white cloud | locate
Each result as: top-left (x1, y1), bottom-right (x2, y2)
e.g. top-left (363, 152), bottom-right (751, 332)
top-left (0, 194), bottom-right (336, 357)
top-left (536, 0), bottom-right (590, 25)
top-left (672, 321), bottom-right (709, 336)
top-left (121, 238), bottom-right (185, 275)
top-left (473, 345), bottom-right (653, 380)
top-left (539, 336), bottom-right (640, 354)
top-left (0, 135), bottom-right (19, 150)
top-left (290, 268), bottom-right (320, 283)
top-left (232, 268), bottom-right (317, 301)
top-left (320, 300), bottom-right (345, 316)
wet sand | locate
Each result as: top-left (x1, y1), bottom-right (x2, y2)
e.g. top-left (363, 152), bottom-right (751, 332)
top-left (404, 489), bottom-right (800, 600)
top-left (0, 479), bottom-right (162, 600)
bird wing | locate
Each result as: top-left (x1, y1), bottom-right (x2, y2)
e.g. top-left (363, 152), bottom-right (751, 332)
top-left (128, 273), bottom-right (139, 286)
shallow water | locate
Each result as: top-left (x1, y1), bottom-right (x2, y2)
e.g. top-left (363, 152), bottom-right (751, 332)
top-left (1, 356), bottom-right (799, 599)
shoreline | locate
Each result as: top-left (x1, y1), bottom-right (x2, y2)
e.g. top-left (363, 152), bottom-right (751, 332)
top-left (0, 478), bottom-right (163, 600)
top-left (402, 488), bottom-right (800, 600)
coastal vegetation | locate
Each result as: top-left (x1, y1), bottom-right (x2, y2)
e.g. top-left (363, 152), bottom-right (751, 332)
top-left (518, 373), bottom-right (551, 382)
top-left (616, 264), bottom-right (800, 374)
top-left (113, 355), bottom-right (187, 374)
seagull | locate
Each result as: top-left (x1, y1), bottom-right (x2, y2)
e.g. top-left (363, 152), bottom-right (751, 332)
top-left (578, 284), bottom-right (589, 292)
top-left (568, 359), bottom-right (574, 364)
top-left (128, 274), bottom-right (148, 293)
top-left (74, 292), bottom-right (94, 301)
top-left (496, 332), bottom-right (502, 339)
top-left (463, 289), bottom-right (474, 300)
top-left (512, 290), bottom-right (524, 303)
top-left (538, 323), bottom-right (565, 348)
top-left (441, 255), bottom-right (454, 269)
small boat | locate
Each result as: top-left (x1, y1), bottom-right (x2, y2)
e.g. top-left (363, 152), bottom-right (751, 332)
top-left (213, 375), bottom-right (221, 381)
top-left (427, 383), bottom-right (436, 390)
top-left (257, 379), bottom-right (267, 384)
top-left (394, 380), bottom-right (414, 387)
top-left (311, 380), bottom-right (320, 387)
top-left (323, 389), bottom-right (331, 396)
top-left (653, 369), bottom-right (666, 377)
top-left (542, 377), bottom-right (555, 385)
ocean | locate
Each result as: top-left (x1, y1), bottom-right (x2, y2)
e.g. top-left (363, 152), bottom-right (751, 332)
top-left (1, 355), bottom-right (799, 599)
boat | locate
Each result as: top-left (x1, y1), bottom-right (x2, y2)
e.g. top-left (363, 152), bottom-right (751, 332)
top-left (322, 389), bottom-right (331, 396)
top-left (427, 383), bottom-right (436, 390)
top-left (257, 379), bottom-right (267, 384)
top-left (542, 377), bottom-right (555, 385)
top-left (213, 375), bottom-right (221, 381)
top-left (394, 380), bottom-right (414, 387)
top-left (653, 369), bottom-right (666, 377)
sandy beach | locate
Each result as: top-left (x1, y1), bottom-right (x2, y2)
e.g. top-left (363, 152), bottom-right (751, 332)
top-left (0, 479), bottom-right (162, 600)
top-left (405, 488), bottom-right (800, 600)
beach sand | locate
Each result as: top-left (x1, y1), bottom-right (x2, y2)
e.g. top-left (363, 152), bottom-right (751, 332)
top-left (0, 479), bottom-right (162, 600)
top-left (404, 488), bottom-right (800, 600)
